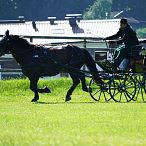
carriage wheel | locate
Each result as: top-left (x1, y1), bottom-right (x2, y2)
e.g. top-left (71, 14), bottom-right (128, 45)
top-left (88, 78), bottom-right (112, 102)
top-left (133, 74), bottom-right (146, 102)
top-left (109, 74), bottom-right (136, 102)
top-left (124, 75), bottom-right (136, 101)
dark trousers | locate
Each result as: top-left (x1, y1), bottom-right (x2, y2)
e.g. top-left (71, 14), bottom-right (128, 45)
top-left (111, 45), bottom-right (130, 67)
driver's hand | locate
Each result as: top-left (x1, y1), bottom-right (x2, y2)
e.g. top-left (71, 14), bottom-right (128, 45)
top-left (103, 38), bottom-right (107, 40)
top-left (108, 41), bottom-right (117, 48)
top-left (108, 40), bottom-right (117, 44)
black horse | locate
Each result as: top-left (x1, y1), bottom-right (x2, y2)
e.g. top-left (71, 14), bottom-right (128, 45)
top-left (0, 30), bottom-right (103, 102)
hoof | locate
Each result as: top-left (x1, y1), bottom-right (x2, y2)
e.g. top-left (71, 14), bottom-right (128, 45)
top-left (82, 87), bottom-right (89, 92)
top-left (44, 87), bottom-right (51, 93)
top-left (65, 97), bottom-right (71, 102)
top-left (38, 86), bottom-right (51, 93)
top-left (31, 98), bottom-right (38, 102)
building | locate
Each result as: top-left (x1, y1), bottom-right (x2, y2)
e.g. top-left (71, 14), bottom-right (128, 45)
top-left (0, 16), bottom-right (120, 43)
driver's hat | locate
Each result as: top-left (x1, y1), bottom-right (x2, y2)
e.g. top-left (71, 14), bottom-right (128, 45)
top-left (120, 18), bottom-right (128, 24)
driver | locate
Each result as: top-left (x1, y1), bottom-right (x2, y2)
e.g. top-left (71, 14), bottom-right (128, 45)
top-left (103, 18), bottom-right (139, 69)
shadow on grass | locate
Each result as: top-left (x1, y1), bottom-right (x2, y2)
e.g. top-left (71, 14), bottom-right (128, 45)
top-left (34, 101), bottom-right (98, 105)
top-left (32, 100), bottom-right (146, 105)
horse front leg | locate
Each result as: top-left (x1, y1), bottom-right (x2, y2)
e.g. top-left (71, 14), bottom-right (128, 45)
top-left (65, 74), bottom-right (80, 102)
top-left (29, 76), bottom-right (39, 102)
top-left (37, 86), bottom-right (51, 93)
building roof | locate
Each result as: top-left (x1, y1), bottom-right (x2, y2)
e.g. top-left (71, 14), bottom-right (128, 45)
top-left (111, 11), bottom-right (140, 24)
top-left (0, 18), bottom-right (120, 44)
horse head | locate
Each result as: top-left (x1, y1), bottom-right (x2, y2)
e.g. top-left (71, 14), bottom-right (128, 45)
top-left (0, 30), bottom-right (11, 56)
top-left (0, 30), bottom-right (33, 57)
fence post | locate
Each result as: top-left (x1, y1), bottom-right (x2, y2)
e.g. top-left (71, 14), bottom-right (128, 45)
top-left (83, 39), bottom-right (87, 71)
top-left (0, 65), bottom-right (1, 80)
top-left (83, 38), bottom-right (87, 49)
top-left (30, 37), bottom-right (33, 43)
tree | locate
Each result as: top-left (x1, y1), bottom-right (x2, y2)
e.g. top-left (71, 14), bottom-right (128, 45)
top-left (112, 0), bottom-right (146, 21)
top-left (83, 0), bottom-right (112, 20)
top-left (1, 0), bottom-right (146, 21)
top-left (136, 28), bottom-right (146, 39)
top-left (0, 0), bottom-right (95, 20)
top-left (0, 0), bottom-right (18, 19)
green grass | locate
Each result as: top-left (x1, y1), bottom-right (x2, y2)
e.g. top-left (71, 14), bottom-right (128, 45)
top-left (0, 78), bottom-right (146, 146)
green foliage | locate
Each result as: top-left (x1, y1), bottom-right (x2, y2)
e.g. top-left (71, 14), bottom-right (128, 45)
top-left (0, 0), bottom-right (94, 20)
top-left (112, 0), bottom-right (146, 21)
top-left (136, 27), bottom-right (146, 39)
top-left (83, 0), bottom-right (112, 20)
top-left (0, 0), bottom-right (146, 21)
top-left (0, 0), bottom-right (18, 19)
top-left (0, 79), bottom-right (146, 146)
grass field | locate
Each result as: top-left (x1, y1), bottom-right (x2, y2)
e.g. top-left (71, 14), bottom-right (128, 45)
top-left (0, 78), bottom-right (146, 146)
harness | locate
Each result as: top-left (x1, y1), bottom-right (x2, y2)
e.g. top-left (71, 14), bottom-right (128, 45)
top-left (20, 44), bottom-right (87, 78)
top-left (68, 45), bottom-right (84, 66)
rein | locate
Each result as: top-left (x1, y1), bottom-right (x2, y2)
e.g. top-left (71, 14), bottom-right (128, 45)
top-left (11, 45), bottom-right (40, 56)
top-left (43, 52), bottom-right (98, 78)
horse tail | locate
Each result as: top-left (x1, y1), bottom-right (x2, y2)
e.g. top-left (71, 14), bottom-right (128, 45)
top-left (83, 49), bottom-right (103, 84)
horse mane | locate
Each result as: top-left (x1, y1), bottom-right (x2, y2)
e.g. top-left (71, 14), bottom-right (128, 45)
top-left (10, 35), bottom-right (34, 48)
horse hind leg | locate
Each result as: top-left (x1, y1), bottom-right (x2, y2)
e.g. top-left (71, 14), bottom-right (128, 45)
top-left (79, 73), bottom-right (89, 92)
top-left (65, 74), bottom-right (80, 102)
top-left (83, 49), bottom-right (104, 85)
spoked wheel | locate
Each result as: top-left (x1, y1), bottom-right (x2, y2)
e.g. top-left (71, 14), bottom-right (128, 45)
top-left (109, 73), bottom-right (136, 102)
top-left (88, 78), bottom-right (112, 102)
top-left (133, 74), bottom-right (146, 102)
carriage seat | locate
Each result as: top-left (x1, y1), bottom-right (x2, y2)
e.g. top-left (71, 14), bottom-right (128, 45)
top-left (126, 45), bottom-right (144, 72)
top-left (128, 45), bottom-right (142, 58)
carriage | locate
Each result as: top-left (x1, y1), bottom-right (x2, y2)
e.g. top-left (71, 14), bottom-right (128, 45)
top-left (0, 30), bottom-right (146, 102)
top-left (88, 40), bottom-right (146, 102)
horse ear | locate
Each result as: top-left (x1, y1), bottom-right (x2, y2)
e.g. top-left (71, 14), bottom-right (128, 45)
top-left (5, 30), bottom-right (9, 37)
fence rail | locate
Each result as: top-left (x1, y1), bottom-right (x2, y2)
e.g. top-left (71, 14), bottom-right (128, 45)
top-left (0, 34), bottom-right (145, 42)
top-left (0, 68), bottom-right (21, 72)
